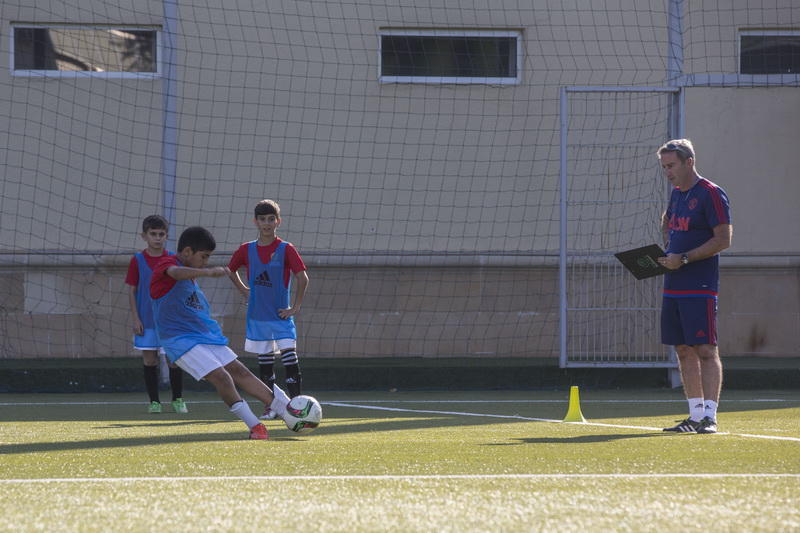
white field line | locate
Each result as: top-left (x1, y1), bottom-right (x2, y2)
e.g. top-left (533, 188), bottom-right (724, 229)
top-left (1, 473), bottom-right (800, 484)
top-left (0, 398), bottom-right (795, 407)
top-left (1, 398), bottom-right (798, 441)
top-left (332, 399), bottom-right (796, 403)
top-left (327, 402), bottom-right (800, 443)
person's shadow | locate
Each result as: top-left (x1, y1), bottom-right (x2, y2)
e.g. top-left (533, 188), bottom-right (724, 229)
top-left (487, 432), bottom-right (666, 445)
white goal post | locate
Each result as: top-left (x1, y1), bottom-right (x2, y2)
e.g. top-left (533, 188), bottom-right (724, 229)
top-left (559, 86), bottom-right (682, 368)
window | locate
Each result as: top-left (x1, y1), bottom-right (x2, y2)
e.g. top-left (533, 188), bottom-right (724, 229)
top-left (740, 31), bottom-right (800, 74)
top-left (12, 25), bottom-right (159, 77)
top-left (380, 30), bottom-right (521, 84)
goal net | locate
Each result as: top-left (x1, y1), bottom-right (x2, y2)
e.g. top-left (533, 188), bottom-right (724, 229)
top-left (0, 1), bottom-right (795, 363)
top-left (561, 88), bottom-right (677, 367)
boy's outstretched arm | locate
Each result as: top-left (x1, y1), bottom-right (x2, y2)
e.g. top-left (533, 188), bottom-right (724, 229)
top-left (167, 265), bottom-right (230, 280)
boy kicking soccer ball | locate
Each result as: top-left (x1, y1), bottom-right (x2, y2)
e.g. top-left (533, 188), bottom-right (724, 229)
top-left (150, 226), bottom-right (291, 439)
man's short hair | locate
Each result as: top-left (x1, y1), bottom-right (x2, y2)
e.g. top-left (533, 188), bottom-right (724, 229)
top-left (254, 199), bottom-right (281, 218)
top-left (177, 226), bottom-right (216, 253)
top-left (657, 139), bottom-right (696, 163)
top-left (142, 214), bottom-right (169, 233)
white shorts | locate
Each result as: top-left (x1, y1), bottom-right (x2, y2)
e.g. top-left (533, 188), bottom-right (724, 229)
top-left (244, 338), bottom-right (296, 354)
top-left (176, 344), bottom-right (238, 381)
top-left (133, 346), bottom-right (165, 354)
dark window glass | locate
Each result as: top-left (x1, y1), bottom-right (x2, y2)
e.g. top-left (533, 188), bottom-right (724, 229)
top-left (382, 35), bottom-right (517, 78)
top-left (14, 27), bottom-right (157, 72)
top-left (740, 35), bottom-right (800, 74)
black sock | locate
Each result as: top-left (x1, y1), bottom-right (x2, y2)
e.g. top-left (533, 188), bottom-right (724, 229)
top-left (258, 353), bottom-right (276, 388)
top-left (143, 365), bottom-right (159, 403)
top-left (169, 366), bottom-right (183, 400)
top-left (281, 349), bottom-right (302, 397)
top-left (284, 363), bottom-right (302, 398)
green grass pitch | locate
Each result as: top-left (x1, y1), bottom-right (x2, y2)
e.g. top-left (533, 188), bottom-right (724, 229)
top-left (1, 389), bottom-right (798, 532)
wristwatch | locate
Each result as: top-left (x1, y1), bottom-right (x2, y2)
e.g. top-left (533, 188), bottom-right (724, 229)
top-left (680, 253), bottom-right (689, 265)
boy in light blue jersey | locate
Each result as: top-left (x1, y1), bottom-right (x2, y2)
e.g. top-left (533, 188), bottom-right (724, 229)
top-left (125, 215), bottom-right (186, 414)
top-left (228, 199), bottom-right (309, 419)
top-left (150, 226), bottom-right (290, 440)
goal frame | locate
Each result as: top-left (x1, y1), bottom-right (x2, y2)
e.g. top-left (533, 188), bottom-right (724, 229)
top-left (558, 85), bottom-right (683, 369)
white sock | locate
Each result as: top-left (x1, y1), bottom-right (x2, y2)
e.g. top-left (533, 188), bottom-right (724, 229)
top-left (704, 399), bottom-right (718, 421)
top-left (688, 397), bottom-right (705, 422)
top-left (270, 384), bottom-right (290, 418)
top-left (230, 400), bottom-right (260, 429)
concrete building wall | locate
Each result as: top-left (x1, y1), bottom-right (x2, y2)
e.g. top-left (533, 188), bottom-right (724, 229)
top-left (2, 263), bottom-right (797, 359)
top-left (684, 86), bottom-right (800, 358)
top-left (684, 87), bottom-right (800, 255)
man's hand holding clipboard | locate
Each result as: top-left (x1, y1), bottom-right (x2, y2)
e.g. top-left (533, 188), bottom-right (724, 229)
top-left (614, 244), bottom-right (671, 280)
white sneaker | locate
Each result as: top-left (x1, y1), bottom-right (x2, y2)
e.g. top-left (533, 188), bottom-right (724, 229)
top-left (270, 384), bottom-right (290, 418)
top-left (259, 406), bottom-right (278, 420)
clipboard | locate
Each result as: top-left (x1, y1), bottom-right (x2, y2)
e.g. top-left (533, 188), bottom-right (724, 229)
top-left (614, 244), bottom-right (671, 280)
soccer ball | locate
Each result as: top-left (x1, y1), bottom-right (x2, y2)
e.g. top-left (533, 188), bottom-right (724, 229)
top-left (284, 395), bottom-right (322, 433)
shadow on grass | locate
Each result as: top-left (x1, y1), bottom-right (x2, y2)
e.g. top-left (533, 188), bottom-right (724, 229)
top-left (0, 411), bottom-right (522, 455)
top-left (1, 431), bottom-right (241, 455)
top-left (0, 420), bottom-right (319, 455)
top-left (488, 432), bottom-right (666, 445)
top-left (301, 413), bottom-right (512, 437)
top-left (96, 420), bottom-right (228, 429)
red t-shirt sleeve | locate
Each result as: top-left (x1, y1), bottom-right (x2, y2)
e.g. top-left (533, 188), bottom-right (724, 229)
top-left (227, 243), bottom-right (249, 274)
top-left (125, 256), bottom-right (139, 286)
top-left (283, 243), bottom-right (306, 288)
top-left (150, 256), bottom-right (179, 300)
top-left (126, 252), bottom-right (171, 287)
top-left (284, 243), bottom-right (306, 273)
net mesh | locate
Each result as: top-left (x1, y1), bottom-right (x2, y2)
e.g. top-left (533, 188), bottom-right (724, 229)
top-left (0, 1), bottom-right (797, 360)
top-left (564, 89), bottom-right (674, 365)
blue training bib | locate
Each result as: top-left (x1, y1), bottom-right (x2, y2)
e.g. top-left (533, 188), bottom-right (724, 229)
top-left (245, 241), bottom-right (297, 341)
top-left (152, 261), bottom-right (228, 362)
top-left (133, 252), bottom-right (172, 348)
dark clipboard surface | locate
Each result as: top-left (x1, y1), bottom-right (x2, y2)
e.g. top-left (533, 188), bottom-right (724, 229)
top-left (614, 244), bottom-right (670, 280)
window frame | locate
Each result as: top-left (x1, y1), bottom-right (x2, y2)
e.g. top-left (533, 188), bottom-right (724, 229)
top-left (10, 24), bottom-right (161, 79)
top-left (739, 29), bottom-right (800, 75)
top-left (378, 29), bottom-right (522, 85)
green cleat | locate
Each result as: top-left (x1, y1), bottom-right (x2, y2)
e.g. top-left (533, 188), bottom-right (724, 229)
top-left (148, 401), bottom-right (162, 414)
top-left (171, 398), bottom-right (189, 414)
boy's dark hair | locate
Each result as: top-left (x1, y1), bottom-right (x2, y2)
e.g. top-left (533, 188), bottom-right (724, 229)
top-left (177, 226), bottom-right (216, 253)
top-left (254, 199), bottom-right (281, 218)
top-left (142, 214), bottom-right (169, 233)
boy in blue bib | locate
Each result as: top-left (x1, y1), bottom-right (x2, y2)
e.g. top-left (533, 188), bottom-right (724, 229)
top-left (125, 214), bottom-right (186, 414)
top-left (228, 199), bottom-right (309, 419)
top-left (151, 226), bottom-right (291, 440)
